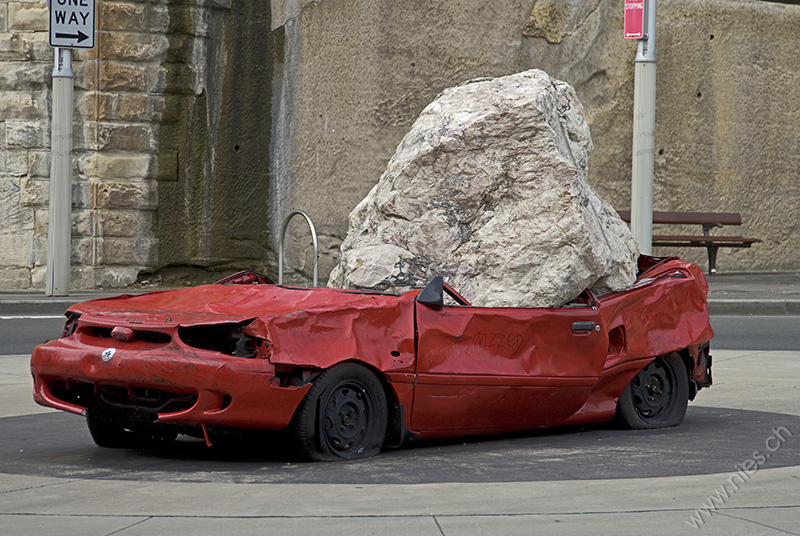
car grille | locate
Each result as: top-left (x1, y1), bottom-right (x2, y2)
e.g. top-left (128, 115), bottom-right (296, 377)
top-left (97, 384), bottom-right (198, 413)
top-left (49, 380), bottom-right (198, 414)
top-left (75, 320), bottom-right (265, 358)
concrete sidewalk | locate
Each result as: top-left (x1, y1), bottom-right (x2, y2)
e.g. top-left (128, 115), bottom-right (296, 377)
top-left (1, 272), bottom-right (798, 316)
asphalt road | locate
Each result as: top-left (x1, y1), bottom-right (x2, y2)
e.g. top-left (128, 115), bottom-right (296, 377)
top-left (1, 315), bottom-right (65, 356)
top-left (2, 315), bottom-right (798, 356)
top-left (709, 315), bottom-right (800, 351)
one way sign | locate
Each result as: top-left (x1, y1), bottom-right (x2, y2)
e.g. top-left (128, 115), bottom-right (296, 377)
top-left (49, 0), bottom-right (95, 49)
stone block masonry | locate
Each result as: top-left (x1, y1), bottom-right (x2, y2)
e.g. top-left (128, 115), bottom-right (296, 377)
top-left (1, 0), bottom-right (52, 289)
top-left (0, 0), bottom-right (232, 289)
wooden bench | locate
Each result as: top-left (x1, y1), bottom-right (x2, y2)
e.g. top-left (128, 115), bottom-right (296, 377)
top-left (616, 210), bottom-right (761, 274)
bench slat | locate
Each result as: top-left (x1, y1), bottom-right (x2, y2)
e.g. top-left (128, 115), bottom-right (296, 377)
top-left (653, 235), bottom-right (762, 245)
top-left (615, 209), bottom-right (760, 273)
top-left (617, 210), bottom-right (742, 226)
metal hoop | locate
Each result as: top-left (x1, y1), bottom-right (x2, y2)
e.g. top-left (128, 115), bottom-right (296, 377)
top-left (278, 210), bottom-right (319, 286)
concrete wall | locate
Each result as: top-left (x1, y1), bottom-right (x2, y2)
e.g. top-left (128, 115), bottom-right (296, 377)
top-left (272, 0), bottom-right (800, 279)
top-left (154, 0), bottom-right (276, 275)
top-left (1, 0), bottom-right (797, 290)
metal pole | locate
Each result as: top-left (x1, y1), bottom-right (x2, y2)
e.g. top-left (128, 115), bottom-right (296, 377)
top-left (46, 47), bottom-right (73, 296)
top-left (630, 0), bottom-right (657, 255)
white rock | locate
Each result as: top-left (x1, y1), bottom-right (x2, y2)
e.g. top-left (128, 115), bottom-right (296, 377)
top-left (328, 69), bottom-right (638, 307)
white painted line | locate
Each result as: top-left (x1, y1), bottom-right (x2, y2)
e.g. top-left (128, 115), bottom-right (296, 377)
top-left (0, 316), bottom-right (65, 320)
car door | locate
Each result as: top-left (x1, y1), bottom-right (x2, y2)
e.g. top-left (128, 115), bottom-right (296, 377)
top-left (411, 292), bottom-right (608, 436)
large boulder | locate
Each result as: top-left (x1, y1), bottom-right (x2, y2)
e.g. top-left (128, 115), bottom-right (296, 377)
top-left (328, 69), bottom-right (638, 307)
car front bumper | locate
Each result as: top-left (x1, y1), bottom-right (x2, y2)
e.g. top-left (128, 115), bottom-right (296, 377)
top-left (31, 340), bottom-right (311, 431)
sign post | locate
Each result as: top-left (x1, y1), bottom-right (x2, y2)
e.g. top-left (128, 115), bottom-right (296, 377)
top-left (626, 0), bottom-right (657, 255)
top-left (46, 0), bottom-right (95, 296)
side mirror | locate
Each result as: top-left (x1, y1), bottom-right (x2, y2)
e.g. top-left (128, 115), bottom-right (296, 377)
top-left (416, 276), bottom-right (444, 310)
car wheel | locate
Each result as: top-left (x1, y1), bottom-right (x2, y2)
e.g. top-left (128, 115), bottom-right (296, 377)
top-left (616, 353), bottom-right (689, 429)
top-left (86, 410), bottom-right (177, 449)
top-left (290, 363), bottom-right (388, 461)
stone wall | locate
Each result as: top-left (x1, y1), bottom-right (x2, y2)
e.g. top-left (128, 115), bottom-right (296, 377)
top-left (0, 0), bottom-right (245, 289)
top-left (1, 0), bottom-right (50, 288)
top-left (70, 0), bottom-right (173, 288)
top-left (0, 0), bottom-right (176, 288)
top-left (1, 0), bottom-right (798, 290)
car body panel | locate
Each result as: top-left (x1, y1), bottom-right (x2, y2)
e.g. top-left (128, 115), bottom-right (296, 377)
top-left (597, 259), bottom-right (714, 369)
top-left (412, 303), bottom-right (605, 434)
top-left (251, 294), bottom-right (417, 373)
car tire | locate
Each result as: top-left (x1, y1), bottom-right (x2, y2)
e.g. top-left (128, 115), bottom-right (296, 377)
top-left (86, 410), bottom-right (176, 449)
top-left (290, 363), bottom-right (388, 461)
top-left (86, 411), bottom-right (135, 448)
top-left (616, 353), bottom-right (689, 429)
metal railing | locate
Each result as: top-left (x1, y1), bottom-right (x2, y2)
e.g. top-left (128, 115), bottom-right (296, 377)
top-left (278, 210), bottom-right (319, 286)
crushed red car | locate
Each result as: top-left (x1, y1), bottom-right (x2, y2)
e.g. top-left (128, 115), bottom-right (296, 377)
top-left (30, 255), bottom-right (714, 461)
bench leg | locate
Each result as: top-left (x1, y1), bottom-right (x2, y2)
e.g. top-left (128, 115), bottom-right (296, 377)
top-left (706, 245), bottom-right (719, 275)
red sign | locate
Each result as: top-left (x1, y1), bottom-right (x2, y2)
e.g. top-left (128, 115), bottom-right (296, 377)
top-left (624, 0), bottom-right (645, 39)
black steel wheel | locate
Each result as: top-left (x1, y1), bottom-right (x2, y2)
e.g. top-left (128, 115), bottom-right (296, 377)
top-left (290, 363), bottom-right (387, 461)
top-left (86, 410), bottom-right (177, 449)
top-left (616, 353), bottom-right (689, 429)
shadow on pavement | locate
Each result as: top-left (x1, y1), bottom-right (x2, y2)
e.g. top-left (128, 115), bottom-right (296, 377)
top-left (2, 405), bottom-right (797, 484)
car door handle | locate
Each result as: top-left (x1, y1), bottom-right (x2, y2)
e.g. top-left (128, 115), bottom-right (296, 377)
top-left (571, 321), bottom-right (596, 333)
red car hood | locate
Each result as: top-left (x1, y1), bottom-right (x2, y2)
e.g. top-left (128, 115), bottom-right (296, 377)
top-left (68, 284), bottom-right (413, 326)
top-left (66, 283), bottom-right (420, 372)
